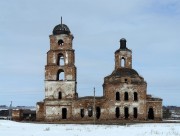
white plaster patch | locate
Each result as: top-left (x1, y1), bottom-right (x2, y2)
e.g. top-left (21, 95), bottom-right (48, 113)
top-left (36, 105), bottom-right (39, 111)
top-left (45, 81), bottom-right (76, 99)
top-left (46, 106), bottom-right (61, 116)
top-left (66, 75), bottom-right (72, 80)
top-left (53, 53), bottom-right (56, 63)
top-left (109, 107), bottom-right (115, 113)
top-left (65, 52), bottom-right (68, 64)
top-left (73, 108), bottom-right (80, 115)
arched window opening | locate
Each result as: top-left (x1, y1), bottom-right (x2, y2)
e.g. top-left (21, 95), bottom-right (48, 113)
top-left (58, 92), bottom-right (62, 99)
top-left (148, 108), bottom-right (154, 120)
top-left (62, 108), bottom-right (67, 119)
top-left (88, 107), bottom-right (93, 117)
top-left (125, 78), bottom-right (128, 83)
top-left (134, 92), bottom-right (138, 101)
top-left (96, 107), bottom-right (101, 119)
top-left (124, 107), bottom-right (129, 119)
top-left (115, 107), bottom-right (120, 118)
top-left (57, 70), bottom-right (65, 81)
top-left (58, 39), bottom-right (64, 46)
top-left (133, 108), bottom-right (138, 118)
top-left (116, 92), bottom-right (120, 101)
top-left (80, 109), bottom-right (84, 118)
top-left (124, 92), bottom-right (128, 101)
top-left (58, 54), bottom-right (65, 66)
top-left (121, 57), bottom-right (125, 67)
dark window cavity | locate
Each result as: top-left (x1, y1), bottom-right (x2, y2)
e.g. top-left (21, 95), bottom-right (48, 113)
top-left (148, 108), bottom-right (154, 120)
top-left (96, 107), bottom-right (101, 119)
top-left (62, 108), bottom-right (67, 119)
top-left (116, 92), bottom-right (120, 101)
top-left (115, 107), bottom-right (120, 118)
top-left (133, 107), bottom-right (138, 118)
top-left (80, 109), bottom-right (84, 118)
top-left (124, 107), bottom-right (129, 119)
top-left (134, 92), bottom-right (138, 101)
top-left (124, 92), bottom-right (128, 101)
top-left (58, 39), bottom-right (64, 45)
top-left (58, 92), bottom-right (62, 99)
top-left (125, 78), bottom-right (128, 83)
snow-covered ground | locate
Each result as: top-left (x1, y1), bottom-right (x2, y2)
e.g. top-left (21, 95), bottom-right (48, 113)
top-left (1, 120), bottom-right (180, 136)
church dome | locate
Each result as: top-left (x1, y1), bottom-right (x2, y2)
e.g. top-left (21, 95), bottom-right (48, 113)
top-left (104, 68), bottom-right (145, 84)
top-left (53, 24), bottom-right (71, 35)
top-left (111, 68), bottom-right (139, 78)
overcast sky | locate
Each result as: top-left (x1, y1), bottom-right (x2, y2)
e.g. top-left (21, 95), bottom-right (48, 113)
top-left (0, 0), bottom-right (180, 106)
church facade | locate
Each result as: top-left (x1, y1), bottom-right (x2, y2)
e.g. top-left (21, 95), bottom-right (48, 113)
top-left (36, 22), bottom-right (162, 122)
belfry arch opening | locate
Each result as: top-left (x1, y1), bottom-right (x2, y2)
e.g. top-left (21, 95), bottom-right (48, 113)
top-left (58, 53), bottom-right (65, 66)
top-left (58, 39), bottom-right (64, 45)
top-left (121, 57), bottom-right (125, 67)
top-left (148, 107), bottom-right (154, 120)
top-left (57, 70), bottom-right (65, 81)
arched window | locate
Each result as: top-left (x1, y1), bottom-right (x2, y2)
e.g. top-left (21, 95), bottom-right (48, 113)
top-left (88, 107), bottom-right (93, 117)
top-left (124, 107), bottom-right (129, 119)
top-left (115, 107), bottom-right (120, 118)
top-left (58, 92), bottom-right (62, 99)
top-left (80, 109), bottom-right (84, 118)
top-left (116, 92), bottom-right (120, 101)
top-left (96, 107), bottom-right (101, 119)
top-left (133, 107), bottom-right (138, 118)
top-left (57, 70), bottom-right (65, 81)
top-left (57, 53), bottom-right (65, 66)
top-left (124, 78), bottom-right (128, 83)
top-left (124, 92), bottom-right (128, 101)
top-left (121, 57), bottom-right (125, 67)
top-left (58, 39), bottom-right (64, 46)
top-left (134, 92), bottom-right (138, 101)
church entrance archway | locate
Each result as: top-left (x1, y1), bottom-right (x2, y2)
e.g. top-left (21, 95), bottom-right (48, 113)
top-left (62, 108), bottom-right (67, 119)
top-left (148, 107), bottom-right (154, 120)
top-left (96, 107), bottom-right (101, 119)
top-left (124, 107), bottom-right (129, 119)
top-left (115, 107), bottom-right (120, 118)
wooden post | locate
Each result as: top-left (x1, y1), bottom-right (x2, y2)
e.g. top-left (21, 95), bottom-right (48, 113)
top-left (93, 87), bottom-right (96, 125)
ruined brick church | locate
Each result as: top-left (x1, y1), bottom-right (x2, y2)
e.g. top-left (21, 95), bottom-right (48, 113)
top-left (36, 21), bottom-right (162, 122)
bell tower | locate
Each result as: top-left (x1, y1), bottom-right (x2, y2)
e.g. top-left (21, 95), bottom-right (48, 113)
top-left (115, 38), bottom-right (132, 69)
top-left (45, 18), bottom-right (77, 100)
